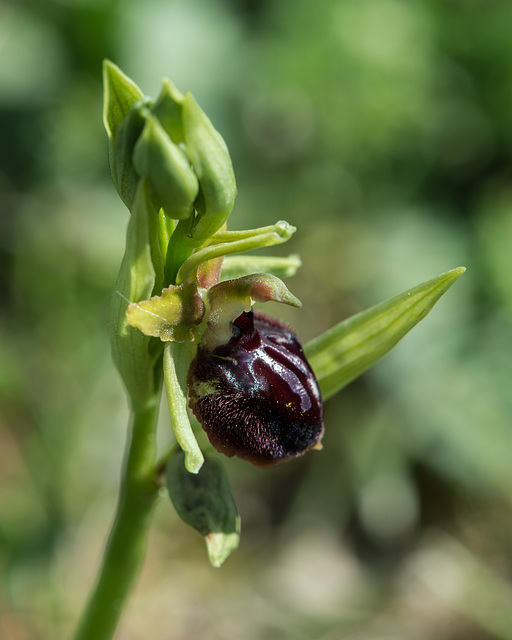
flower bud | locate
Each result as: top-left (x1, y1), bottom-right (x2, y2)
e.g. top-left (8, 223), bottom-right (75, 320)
top-left (181, 93), bottom-right (236, 243)
top-left (188, 310), bottom-right (324, 467)
top-left (134, 116), bottom-right (199, 220)
top-left (151, 78), bottom-right (185, 144)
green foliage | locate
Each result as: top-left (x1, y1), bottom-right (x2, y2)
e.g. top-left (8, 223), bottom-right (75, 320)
top-left (306, 268), bottom-right (465, 400)
top-left (109, 181), bottom-right (162, 410)
top-left (167, 452), bottom-right (240, 567)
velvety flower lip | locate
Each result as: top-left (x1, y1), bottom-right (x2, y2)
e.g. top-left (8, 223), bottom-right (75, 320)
top-left (188, 310), bottom-right (324, 467)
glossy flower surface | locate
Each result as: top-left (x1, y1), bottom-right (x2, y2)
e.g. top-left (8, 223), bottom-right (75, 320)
top-left (188, 310), bottom-right (324, 466)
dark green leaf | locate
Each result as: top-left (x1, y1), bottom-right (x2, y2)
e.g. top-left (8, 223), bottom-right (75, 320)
top-left (167, 452), bottom-right (240, 567)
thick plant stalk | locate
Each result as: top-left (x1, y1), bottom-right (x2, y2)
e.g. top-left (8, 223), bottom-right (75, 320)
top-left (73, 399), bottom-right (161, 640)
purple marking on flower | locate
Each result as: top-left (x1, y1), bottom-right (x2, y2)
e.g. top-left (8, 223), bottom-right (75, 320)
top-left (188, 310), bottom-right (324, 466)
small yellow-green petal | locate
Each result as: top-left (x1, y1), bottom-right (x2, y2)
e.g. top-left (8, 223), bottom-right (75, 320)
top-left (126, 282), bottom-right (204, 342)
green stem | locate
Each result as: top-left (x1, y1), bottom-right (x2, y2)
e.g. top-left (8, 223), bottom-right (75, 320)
top-left (73, 397), bottom-right (161, 640)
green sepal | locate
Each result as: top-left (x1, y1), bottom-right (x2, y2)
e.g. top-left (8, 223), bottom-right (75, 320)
top-left (166, 451), bottom-right (240, 567)
top-left (103, 61), bottom-right (149, 209)
top-left (201, 273), bottom-right (302, 351)
top-left (181, 93), bottom-right (236, 243)
top-left (126, 282), bottom-right (205, 342)
top-left (305, 267), bottom-right (466, 401)
top-left (134, 115), bottom-right (199, 220)
top-left (163, 343), bottom-right (204, 473)
top-left (206, 221), bottom-right (296, 245)
top-left (110, 182), bottom-right (163, 410)
top-left (103, 60), bottom-right (144, 141)
top-left (176, 220), bottom-right (296, 284)
top-left (221, 254), bottom-right (302, 281)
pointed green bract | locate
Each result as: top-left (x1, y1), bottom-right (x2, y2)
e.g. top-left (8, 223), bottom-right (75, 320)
top-left (110, 183), bottom-right (164, 410)
top-left (305, 267), bottom-right (466, 401)
top-left (166, 452), bottom-right (240, 567)
top-left (103, 60), bottom-right (144, 140)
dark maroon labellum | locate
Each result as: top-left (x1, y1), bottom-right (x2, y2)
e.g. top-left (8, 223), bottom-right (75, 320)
top-left (187, 310), bottom-right (324, 467)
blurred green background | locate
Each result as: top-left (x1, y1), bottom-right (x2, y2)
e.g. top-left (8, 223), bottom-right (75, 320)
top-left (2, 0), bottom-right (512, 638)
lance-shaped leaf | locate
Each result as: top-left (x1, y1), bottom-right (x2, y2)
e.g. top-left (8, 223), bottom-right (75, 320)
top-left (201, 273), bottom-right (302, 351)
top-left (126, 282), bottom-right (205, 342)
top-left (305, 267), bottom-right (466, 401)
top-left (166, 451), bottom-right (240, 567)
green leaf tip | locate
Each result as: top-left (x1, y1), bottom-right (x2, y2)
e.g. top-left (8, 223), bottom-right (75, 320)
top-left (305, 267), bottom-right (466, 401)
top-left (103, 60), bottom-right (144, 140)
top-left (166, 452), bottom-right (240, 567)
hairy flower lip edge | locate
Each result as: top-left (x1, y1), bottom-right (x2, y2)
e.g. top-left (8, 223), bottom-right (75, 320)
top-left (187, 309), bottom-right (325, 467)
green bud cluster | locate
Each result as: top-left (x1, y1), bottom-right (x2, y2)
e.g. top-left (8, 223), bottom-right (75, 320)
top-left (104, 61), bottom-right (240, 412)
top-left (104, 61), bottom-right (236, 242)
